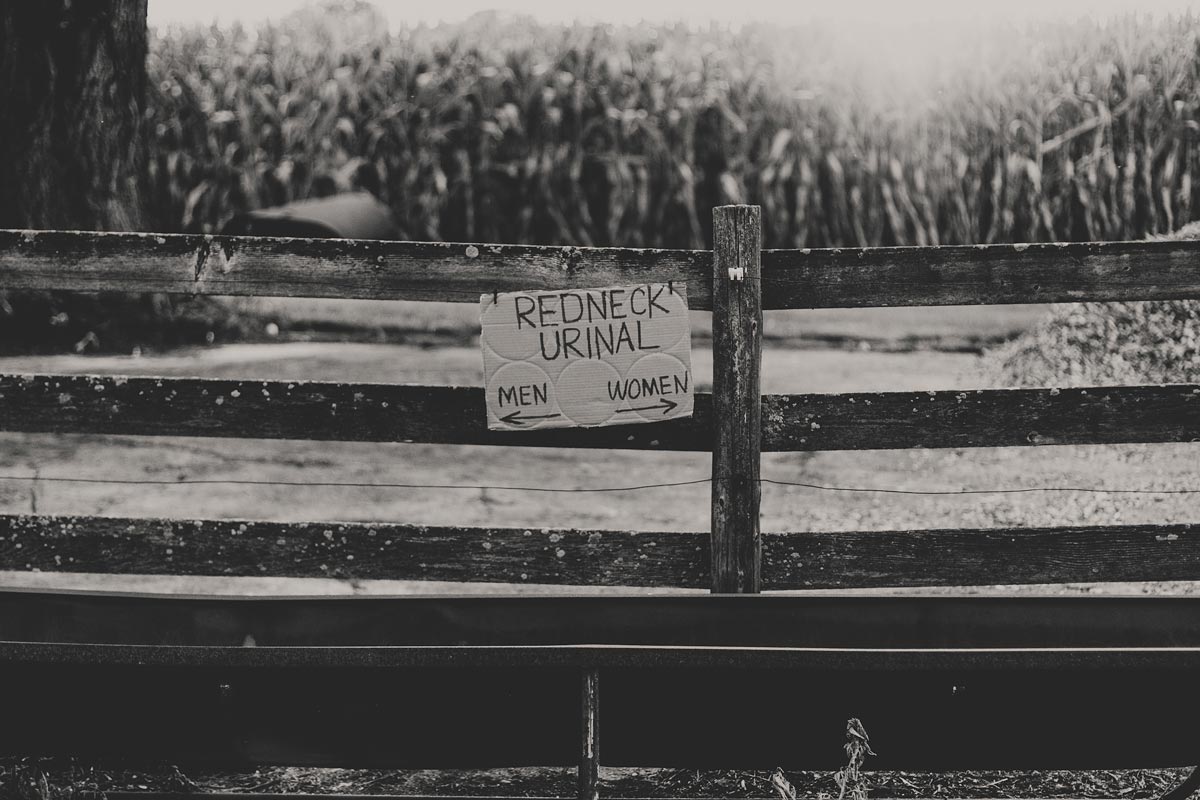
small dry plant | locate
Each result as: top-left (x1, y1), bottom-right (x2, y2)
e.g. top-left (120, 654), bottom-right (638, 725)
top-left (769, 718), bottom-right (875, 800)
top-left (833, 718), bottom-right (875, 800)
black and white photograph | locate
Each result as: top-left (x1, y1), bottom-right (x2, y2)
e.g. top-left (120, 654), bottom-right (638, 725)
top-left (3, 0), bottom-right (1200, 797)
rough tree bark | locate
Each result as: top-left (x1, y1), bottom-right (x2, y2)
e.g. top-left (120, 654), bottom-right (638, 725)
top-left (0, 1), bottom-right (152, 353)
top-left (0, 0), bottom-right (148, 231)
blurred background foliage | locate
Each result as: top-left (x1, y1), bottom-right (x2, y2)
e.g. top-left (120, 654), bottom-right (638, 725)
top-left (147, 1), bottom-right (1200, 249)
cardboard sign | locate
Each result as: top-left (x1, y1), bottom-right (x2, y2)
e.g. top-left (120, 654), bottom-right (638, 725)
top-left (481, 283), bottom-right (693, 431)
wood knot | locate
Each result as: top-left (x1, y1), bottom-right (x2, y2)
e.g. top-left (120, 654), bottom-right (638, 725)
top-left (561, 247), bottom-right (583, 272)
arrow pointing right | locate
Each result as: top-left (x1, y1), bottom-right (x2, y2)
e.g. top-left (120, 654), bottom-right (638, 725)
top-left (616, 397), bottom-right (679, 415)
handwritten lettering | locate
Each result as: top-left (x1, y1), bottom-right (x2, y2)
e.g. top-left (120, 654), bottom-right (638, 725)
top-left (607, 371), bottom-right (690, 401)
top-left (537, 320), bottom-right (659, 362)
top-left (512, 285), bottom-right (675, 363)
top-left (497, 382), bottom-right (549, 407)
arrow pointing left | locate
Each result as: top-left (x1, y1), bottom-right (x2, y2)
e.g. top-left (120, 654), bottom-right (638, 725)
top-left (500, 409), bottom-right (562, 426)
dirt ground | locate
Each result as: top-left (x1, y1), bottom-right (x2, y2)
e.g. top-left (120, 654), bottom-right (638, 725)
top-left (235, 299), bottom-right (1049, 350)
top-left (5, 761), bottom-right (1191, 800)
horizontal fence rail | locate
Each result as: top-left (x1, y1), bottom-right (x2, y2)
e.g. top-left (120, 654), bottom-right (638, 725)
top-left (6, 638), bottom-right (1200, 670)
top-left (0, 515), bottom-right (709, 588)
top-left (2, 374), bottom-right (1198, 451)
top-left (3, 515), bottom-right (1199, 589)
top-left (764, 383), bottom-right (1200, 450)
top-left (5, 229), bottom-right (1200, 309)
top-left (0, 229), bottom-right (713, 306)
top-left (7, 591), bottom-right (1200, 649)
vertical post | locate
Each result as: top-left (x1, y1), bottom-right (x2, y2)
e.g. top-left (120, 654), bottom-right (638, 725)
top-left (579, 668), bottom-right (600, 800)
top-left (711, 205), bottom-right (763, 594)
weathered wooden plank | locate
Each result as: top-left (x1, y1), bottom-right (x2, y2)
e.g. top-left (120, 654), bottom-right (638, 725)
top-left (6, 514), bottom-right (1200, 589)
top-left (0, 515), bottom-right (708, 587)
top-left (2, 374), bottom-right (1198, 451)
top-left (760, 384), bottom-right (1200, 451)
top-left (760, 239), bottom-right (1200, 308)
top-left (761, 523), bottom-right (1200, 589)
top-left (0, 373), bottom-right (711, 450)
top-left (4, 229), bottom-right (1200, 308)
top-left (0, 229), bottom-right (713, 306)
top-left (8, 591), bottom-right (1200, 651)
top-left (579, 669), bottom-right (601, 800)
top-left (711, 206), bottom-right (762, 593)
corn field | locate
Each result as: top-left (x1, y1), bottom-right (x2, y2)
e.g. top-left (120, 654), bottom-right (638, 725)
top-left (147, 2), bottom-right (1200, 248)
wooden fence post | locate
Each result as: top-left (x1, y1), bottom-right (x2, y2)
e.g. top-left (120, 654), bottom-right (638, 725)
top-left (710, 205), bottom-right (763, 594)
top-left (579, 668), bottom-right (600, 800)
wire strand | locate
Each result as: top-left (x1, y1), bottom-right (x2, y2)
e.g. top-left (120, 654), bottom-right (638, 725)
top-left (1, 473), bottom-right (1198, 496)
top-left (758, 477), bottom-right (1200, 495)
top-left (0, 474), bottom-right (710, 493)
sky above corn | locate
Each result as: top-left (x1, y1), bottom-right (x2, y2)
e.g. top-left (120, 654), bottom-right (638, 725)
top-left (149, 0), bottom-right (1200, 28)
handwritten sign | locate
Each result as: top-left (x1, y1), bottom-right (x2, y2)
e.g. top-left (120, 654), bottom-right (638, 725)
top-left (481, 283), bottom-right (693, 431)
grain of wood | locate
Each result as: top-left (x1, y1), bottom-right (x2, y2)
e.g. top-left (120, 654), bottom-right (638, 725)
top-left (760, 384), bottom-right (1200, 450)
top-left (0, 229), bottom-right (712, 306)
top-left (711, 206), bottom-right (762, 593)
top-left (761, 523), bottom-right (1200, 589)
top-left (6, 514), bottom-right (1199, 589)
top-left (0, 373), bottom-right (710, 450)
top-left (0, 515), bottom-right (708, 586)
top-left (2, 375), bottom-right (1198, 451)
top-left (5, 229), bottom-right (1200, 308)
top-left (760, 238), bottom-right (1200, 308)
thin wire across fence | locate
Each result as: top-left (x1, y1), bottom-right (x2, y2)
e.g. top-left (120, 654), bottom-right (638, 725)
top-left (3, 471), bottom-right (1199, 496)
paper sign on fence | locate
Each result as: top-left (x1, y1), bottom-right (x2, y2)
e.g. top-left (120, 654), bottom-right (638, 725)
top-left (481, 283), bottom-right (694, 431)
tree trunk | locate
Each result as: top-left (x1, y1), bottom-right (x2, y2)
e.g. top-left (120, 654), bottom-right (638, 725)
top-left (0, 1), bottom-right (152, 355)
top-left (0, 0), bottom-right (148, 231)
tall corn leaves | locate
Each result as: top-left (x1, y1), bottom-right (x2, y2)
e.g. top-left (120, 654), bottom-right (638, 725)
top-left (147, 5), bottom-right (1200, 249)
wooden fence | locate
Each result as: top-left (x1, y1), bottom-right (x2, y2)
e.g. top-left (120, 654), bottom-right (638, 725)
top-left (2, 206), bottom-right (1200, 797)
top-left (2, 206), bottom-right (1200, 592)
